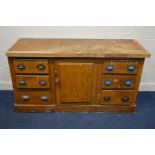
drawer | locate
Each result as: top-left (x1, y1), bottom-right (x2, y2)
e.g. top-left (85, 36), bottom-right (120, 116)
top-left (102, 61), bottom-right (139, 74)
top-left (99, 90), bottom-right (137, 105)
top-left (102, 75), bottom-right (136, 89)
top-left (16, 90), bottom-right (52, 105)
top-left (13, 59), bottom-right (49, 74)
top-left (16, 75), bottom-right (50, 88)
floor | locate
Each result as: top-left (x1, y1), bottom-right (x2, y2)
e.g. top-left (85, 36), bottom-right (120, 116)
top-left (0, 91), bottom-right (155, 129)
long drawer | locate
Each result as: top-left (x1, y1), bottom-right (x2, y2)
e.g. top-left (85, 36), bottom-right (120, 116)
top-left (99, 90), bottom-right (137, 105)
top-left (101, 75), bottom-right (136, 89)
top-left (15, 90), bottom-right (52, 105)
top-left (15, 75), bottom-right (50, 89)
top-left (102, 60), bottom-right (139, 74)
top-left (13, 59), bottom-right (49, 74)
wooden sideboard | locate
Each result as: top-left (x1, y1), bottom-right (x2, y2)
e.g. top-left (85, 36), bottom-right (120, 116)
top-left (6, 39), bottom-right (151, 112)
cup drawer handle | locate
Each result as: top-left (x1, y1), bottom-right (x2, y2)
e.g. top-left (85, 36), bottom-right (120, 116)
top-left (21, 95), bottom-right (30, 100)
top-left (40, 96), bottom-right (48, 101)
top-left (18, 80), bottom-right (26, 85)
top-left (37, 64), bottom-right (46, 70)
top-left (122, 97), bottom-right (129, 102)
top-left (17, 64), bottom-right (25, 70)
top-left (104, 80), bottom-right (112, 85)
top-left (39, 80), bottom-right (47, 85)
top-left (103, 96), bottom-right (111, 101)
top-left (124, 80), bottom-right (133, 86)
top-left (106, 65), bottom-right (115, 71)
top-left (127, 65), bottom-right (136, 71)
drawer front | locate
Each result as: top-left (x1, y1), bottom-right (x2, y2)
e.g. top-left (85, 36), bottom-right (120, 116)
top-left (13, 59), bottom-right (49, 74)
top-left (16, 75), bottom-right (50, 88)
top-left (102, 75), bottom-right (136, 89)
top-left (16, 90), bottom-right (52, 105)
top-left (100, 90), bottom-right (137, 105)
top-left (103, 61), bottom-right (139, 74)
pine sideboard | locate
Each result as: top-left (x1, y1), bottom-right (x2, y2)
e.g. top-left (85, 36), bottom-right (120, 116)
top-left (6, 39), bottom-right (151, 112)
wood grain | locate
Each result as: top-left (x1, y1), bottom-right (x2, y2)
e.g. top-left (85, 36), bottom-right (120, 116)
top-left (102, 60), bottom-right (139, 74)
top-left (99, 90), bottom-right (137, 105)
top-left (134, 59), bottom-right (144, 91)
top-left (6, 39), bottom-right (150, 112)
top-left (13, 59), bottom-right (49, 74)
top-left (16, 90), bottom-right (52, 105)
top-left (15, 104), bottom-right (136, 112)
top-left (15, 75), bottom-right (50, 88)
top-left (49, 60), bottom-right (56, 104)
top-left (101, 75), bottom-right (136, 89)
top-left (55, 60), bottom-right (97, 104)
top-left (6, 39), bottom-right (151, 58)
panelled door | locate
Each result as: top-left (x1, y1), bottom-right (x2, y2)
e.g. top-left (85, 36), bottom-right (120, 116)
top-left (54, 60), bottom-right (97, 104)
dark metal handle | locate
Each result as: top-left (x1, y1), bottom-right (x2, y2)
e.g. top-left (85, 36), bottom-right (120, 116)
top-left (124, 80), bottom-right (133, 86)
top-left (122, 96), bottom-right (129, 102)
top-left (103, 96), bottom-right (111, 101)
top-left (18, 80), bottom-right (26, 85)
top-left (39, 80), bottom-right (47, 85)
top-left (54, 70), bottom-right (60, 84)
top-left (106, 65), bottom-right (115, 71)
top-left (104, 80), bottom-right (112, 85)
top-left (21, 95), bottom-right (30, 100)
top-left (55, 76), bottom-right (60, 84)
top-left (40, 96), bottom-right (48, 100)
top-left (17, 64), bottom-right (25, 70)
top-left (127, 65), bottom-right (136, 71)
top-left (37, 64), bottom-right (46, 70)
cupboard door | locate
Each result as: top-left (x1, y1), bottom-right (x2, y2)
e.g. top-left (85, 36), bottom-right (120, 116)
top-left (55, 61), bottom-right (97, 104)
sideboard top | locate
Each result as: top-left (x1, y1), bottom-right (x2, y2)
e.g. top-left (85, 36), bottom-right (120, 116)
top-left (6, 38), bottom-right (151, 58)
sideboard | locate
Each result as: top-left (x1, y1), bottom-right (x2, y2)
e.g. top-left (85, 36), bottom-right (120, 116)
top-left (6, 39), bottom-right (151, 112)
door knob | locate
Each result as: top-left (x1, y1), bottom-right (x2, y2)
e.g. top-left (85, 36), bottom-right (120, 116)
top-left (54, 70), bottom-right (60, 84)
top-left (55, 76), bottom-right (60, 84)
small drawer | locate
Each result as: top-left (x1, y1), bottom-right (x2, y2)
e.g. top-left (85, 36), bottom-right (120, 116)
top-left (102, 75), bottom-right (136, 89)
top-left (16, 90), bottom-right (52, 105)
top-left (16, 75), bottom-right (50, 89)
top-left (99, 90), bottom-right (137, 105)
top-left (13, 59), bottom-right (49, 74)
top-left (103, 61), bottom-right (139, 74)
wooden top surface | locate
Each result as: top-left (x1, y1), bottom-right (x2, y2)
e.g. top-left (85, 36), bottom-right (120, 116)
top-left (6, 38), bottom-right (151, 58)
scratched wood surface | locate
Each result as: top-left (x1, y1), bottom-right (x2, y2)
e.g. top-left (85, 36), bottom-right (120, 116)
top-left (6, 39), bottom-right (150, 112)
top-left (6, 38), bottom-right (150, 58)
top-left (55, 60), bottom-right (97, 104)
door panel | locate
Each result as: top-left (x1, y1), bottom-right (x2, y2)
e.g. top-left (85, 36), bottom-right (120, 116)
top-left (55, 61), bottom-right (96, 104)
